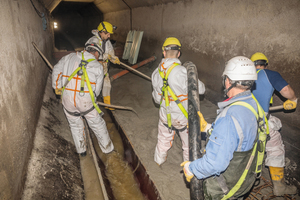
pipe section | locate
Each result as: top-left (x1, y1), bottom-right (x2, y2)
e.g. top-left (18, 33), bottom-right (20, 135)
top-left (186, 61), bottom-right (204, 200)
top-left (110, 56), bottom-right (156, 82)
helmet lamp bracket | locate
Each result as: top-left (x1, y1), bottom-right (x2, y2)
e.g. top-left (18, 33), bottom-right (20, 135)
top-left (164, 46), bottom-right (180, 51)
top-left (254, 60), bottom-right (268, 67)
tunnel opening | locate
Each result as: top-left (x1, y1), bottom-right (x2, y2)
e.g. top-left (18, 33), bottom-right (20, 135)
top-left (51, 1), bottom-right (103, 51)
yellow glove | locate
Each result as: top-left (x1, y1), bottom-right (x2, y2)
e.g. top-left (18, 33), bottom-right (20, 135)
top-left (198, 111), bottom-right (208, 132)
top-left (108, 55), bottom-right (121, 65)
top-left (180, 161), bottom-right (194, 182)
top-left (283, 99), bottom-right (297, 110)
top-left (55, 88), bottom-right (62, 95)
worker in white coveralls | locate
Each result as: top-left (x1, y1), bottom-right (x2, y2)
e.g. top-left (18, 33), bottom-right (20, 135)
top-left (52, 42), bottom-right (114, 156)
top-left (181, 56), bottom-right (269, 199)
top-left (151, 37), bottom-right (205, 165)
top-left (250, 52), bottom-right (297, 196)
top-left (85, 21), bottom-right (120, 107)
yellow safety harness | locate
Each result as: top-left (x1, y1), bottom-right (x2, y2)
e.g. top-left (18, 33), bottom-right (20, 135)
top-left (158, 63), bottom-right (188, 132)
top-left (257, 69), bottom-right (273, 104)
top-left (220, 94), bottom-right (269, 200)
top-left (61, 52), bottom-right (102, 115)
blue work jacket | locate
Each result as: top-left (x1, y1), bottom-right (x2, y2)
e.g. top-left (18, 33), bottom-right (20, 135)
top-left (189, 91), bottom-right (258, 179)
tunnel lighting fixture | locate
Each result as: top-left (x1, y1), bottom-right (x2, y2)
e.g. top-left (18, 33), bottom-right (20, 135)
top-left (54, 22), bottom-right (58, 29)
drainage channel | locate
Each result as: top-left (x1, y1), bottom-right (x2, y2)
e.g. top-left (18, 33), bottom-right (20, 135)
top-left (87, 106), bottom-right (161, 200)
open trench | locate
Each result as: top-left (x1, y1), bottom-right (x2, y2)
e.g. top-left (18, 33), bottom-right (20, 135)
top-left (21, 59), bottom-right (300, 200)
top-left (86, 106), bottom-right (160, 200)
top-left (21, 73), bottom-right (160, 200)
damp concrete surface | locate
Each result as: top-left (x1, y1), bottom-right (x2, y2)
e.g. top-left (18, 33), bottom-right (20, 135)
top-left (109, 61), bottom-right (300, 200)
top-left (21, 60), bottom-right (300, 200)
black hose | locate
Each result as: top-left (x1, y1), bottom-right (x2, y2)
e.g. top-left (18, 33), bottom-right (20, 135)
top-left (185, 61), bottom-right (204, 199)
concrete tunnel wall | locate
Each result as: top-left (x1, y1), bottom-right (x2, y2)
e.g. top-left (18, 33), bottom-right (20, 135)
top-left (105, 0), bottom-right (300, 128)
top-left (104, 0), bottom-right (300, 187)
top-left (0, 0), bottom-right (53, 199)
top-left (0, 0), bottom-right (300, 199)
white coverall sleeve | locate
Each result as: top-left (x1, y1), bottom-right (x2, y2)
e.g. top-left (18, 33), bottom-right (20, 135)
top-left (198, 79), bottom-right (205, 94)
top-left (103, 40), bottom-right (115, 61)
top-left (102, 53), bottom-right (109, 61)
top-left (52, 55), bottom-right (68, 89)
top-left (151, 69), bottom-right (163, 104)
top-left (106, 40), bottom-right (115, 56)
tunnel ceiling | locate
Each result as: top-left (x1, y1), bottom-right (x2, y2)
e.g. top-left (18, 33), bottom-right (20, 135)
top-left (42, 0), bottom-right (184, 14)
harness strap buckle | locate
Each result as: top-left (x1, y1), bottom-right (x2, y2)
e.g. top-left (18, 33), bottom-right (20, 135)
top-left (256, 172), bottom-right (262, 179)
top-left (163, 82), bottom-right (168, 87)
top-left (79, 60), bottom-right (88, 67)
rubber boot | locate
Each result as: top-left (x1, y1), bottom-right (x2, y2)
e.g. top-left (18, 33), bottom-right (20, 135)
top-left (103, 96), bottom-right (115, 110)
top-left (80, 151), bottom-right (87, 157)
top-left (269, 166), bottom-right (297, 196)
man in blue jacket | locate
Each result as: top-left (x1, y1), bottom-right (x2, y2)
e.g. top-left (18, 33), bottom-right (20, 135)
top-left (251, 52), bottom-right (297, 196)
top-left (181, 56), bottom-right (267, 199)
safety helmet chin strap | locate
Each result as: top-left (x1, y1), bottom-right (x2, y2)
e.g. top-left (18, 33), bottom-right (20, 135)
top-left (223, 83), bottom-right (236, 97)
top-left (223, 76), bottom-right (237, 97)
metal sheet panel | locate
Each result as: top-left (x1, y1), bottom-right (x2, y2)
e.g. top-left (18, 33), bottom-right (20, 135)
top-left (122, 30), bottom-right (134, 60)
top-left (129, 31), bottom-right (143, 65)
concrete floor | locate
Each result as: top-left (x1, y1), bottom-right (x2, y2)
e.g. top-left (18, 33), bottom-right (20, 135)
top-left (22, 76), bottom-right (107, 200)
top-left (109, 60), bottom-right (300, 200)
top-left (22, 60), bottom-right (300, 199)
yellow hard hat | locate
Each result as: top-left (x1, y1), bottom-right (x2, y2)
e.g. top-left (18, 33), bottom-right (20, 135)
top-left (162, 37), bottom-right (181, 51)
top-left (250, 52), bottom-right (268, 66)
top-left (97, 21), bottom-right (116, 34)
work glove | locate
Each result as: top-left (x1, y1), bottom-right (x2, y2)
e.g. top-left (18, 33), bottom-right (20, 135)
top-left (55, 88), bottom-right (62, 95)
top-left (283, 99), bottom-right (297, 110)
top-left (108, 54), bottom-right (121, 65)
top-left (180, 161), bottom-right (194, 182)
top-left (198, 112), bottom-right (208, 132)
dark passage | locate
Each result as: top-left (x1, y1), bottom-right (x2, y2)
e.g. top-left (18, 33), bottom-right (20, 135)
top-left (52, 2), bottom-right (103, 51)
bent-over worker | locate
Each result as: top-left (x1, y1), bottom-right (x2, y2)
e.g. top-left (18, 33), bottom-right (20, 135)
top-left (52, 42), bottom-right (114, 156)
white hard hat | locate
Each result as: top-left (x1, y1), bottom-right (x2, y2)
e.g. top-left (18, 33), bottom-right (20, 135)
top-left (85, 37), bottom-right (103, 54)
top-left (222, 56), bottom-right (257, 81)
top-left (85, 43), bottom-right (102, 54)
